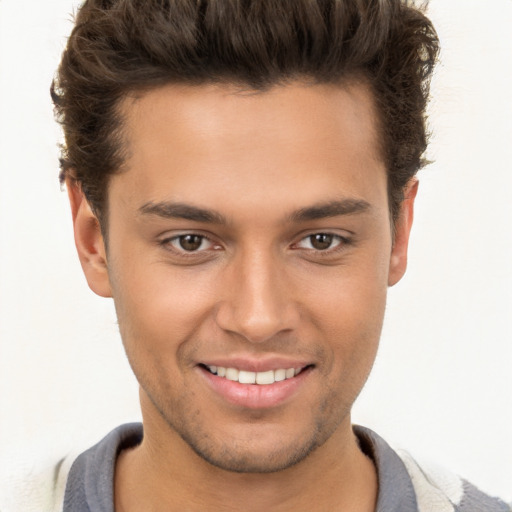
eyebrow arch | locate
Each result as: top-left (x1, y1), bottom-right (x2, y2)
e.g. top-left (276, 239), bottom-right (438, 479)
top-left (289, 199), bottom-right (371, 222)
top-left (138, 198), bottom-right (371, 225)
top-left (138, 201), bottom-right (227, 224)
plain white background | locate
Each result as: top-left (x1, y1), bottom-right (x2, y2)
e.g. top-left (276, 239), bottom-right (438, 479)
top-left (0, 0), bottom-right (511, 501)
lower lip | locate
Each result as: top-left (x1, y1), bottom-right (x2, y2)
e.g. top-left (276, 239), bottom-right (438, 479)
top-left (199, 366), bottom-right (312, 409)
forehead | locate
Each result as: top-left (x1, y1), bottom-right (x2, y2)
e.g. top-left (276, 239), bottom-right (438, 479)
top-left (122, 81), bottom-right (381, 156)
top-left (112, 81), bottom-right (386, 216)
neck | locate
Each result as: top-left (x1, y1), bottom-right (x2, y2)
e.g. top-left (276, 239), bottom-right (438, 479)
top-left (115, 415), bottom-right (378, 512)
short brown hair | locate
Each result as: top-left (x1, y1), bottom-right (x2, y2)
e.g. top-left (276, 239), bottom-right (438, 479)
top-left (52, 0), bottom-right (439, 224)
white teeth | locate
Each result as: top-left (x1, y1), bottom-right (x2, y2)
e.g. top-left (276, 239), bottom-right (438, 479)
top-left (225, 368), bottom-right (239, 381)
top-left (206, 365), bottom-right (306, 385)
top-left (274, 369), bottom-right (286, 382)
top-left (238, 370), bottom-right (256, 384)
top-left (256, 370), bottom-right (275, 385)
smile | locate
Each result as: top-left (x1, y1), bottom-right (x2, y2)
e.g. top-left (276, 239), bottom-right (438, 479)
top-left (205, 365), bottom-right (305, 385)
top-left (199, 363), bottom-right (314, 408)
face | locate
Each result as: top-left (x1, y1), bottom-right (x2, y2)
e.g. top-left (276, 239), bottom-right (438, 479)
top-left (71, 81), bottom-right (415, 473)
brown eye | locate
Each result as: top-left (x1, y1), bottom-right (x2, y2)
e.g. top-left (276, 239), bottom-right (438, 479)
top-left (309, 234), bottom-right (334, 250)
top-left (162, 233), bottom-right (221, 258)
top-left (178, 235), bottom-right (204, 251)
top-left (294, 233), bottom-right (345, 252)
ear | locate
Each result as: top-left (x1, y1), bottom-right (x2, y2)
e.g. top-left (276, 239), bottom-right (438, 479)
top-left (66, 177), bottom-right (112, 298)
top-left (388, 179), bottom-right (418, 286)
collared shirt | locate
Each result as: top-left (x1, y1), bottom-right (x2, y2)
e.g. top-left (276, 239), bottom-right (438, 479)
top-left (61, 423), bottom-right (510, 512)
top-left (2, 423), bottom-right (510, 511)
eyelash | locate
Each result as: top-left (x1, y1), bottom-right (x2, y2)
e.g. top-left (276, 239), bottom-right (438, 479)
top-left (293, 233), bottom-right (350, 252)
top-left (159, 234), bottom-right (220, 256)
top-left (159, 232), bottom-right (352, 258)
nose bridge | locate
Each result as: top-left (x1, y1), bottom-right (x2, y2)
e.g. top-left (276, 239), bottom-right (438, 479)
top-left (216, 244), bottom-right (297, 343)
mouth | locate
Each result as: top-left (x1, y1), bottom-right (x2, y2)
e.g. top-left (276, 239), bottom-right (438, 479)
top-left (200, 364), bottom-right (310, 385)
top-left (198, 362), bottom-right (314, 409)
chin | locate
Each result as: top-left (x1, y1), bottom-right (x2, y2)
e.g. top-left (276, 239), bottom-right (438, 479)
top-left (163, 403), bottom-right (348, 474)
top-left (182, 433), bottom-right (322, 474)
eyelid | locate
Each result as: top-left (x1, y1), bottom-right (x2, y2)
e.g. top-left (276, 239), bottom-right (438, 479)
top-left (290, 231), bottom-right (354, 258)
top-left (296, 234), bottom-right (341, 250)
top-left (157, 230), bottom-right (352, 258)
top-left (294, 231), bottom-right (350, 245)
top-left (158, 232), bottom-right (222, 254)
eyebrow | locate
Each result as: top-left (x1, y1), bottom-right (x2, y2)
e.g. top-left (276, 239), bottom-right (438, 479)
top-left (289, 199), bottom-right (371, 222)
top-left (139, 201), bottom-right (227, 224)
top-left (138, 197), bottom-right (371, 224)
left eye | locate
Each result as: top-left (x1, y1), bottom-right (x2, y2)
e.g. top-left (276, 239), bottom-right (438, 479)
top-left (168, 234), bottom-right (213, 252)
top-left (296, 233), bottom-right (343, 251)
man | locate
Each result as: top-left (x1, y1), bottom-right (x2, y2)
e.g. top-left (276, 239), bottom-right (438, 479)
top-left (10, 0), bottom-right (511, 511)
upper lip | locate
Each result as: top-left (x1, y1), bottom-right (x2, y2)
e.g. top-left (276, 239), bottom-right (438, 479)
top-left (199, 356), bottom-right (313, 373)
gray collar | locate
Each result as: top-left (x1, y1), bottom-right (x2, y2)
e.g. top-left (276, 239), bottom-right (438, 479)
top-left (64, 423), bottom-right (418, 512)
top-left (354, 425), bottom-right (419, 512)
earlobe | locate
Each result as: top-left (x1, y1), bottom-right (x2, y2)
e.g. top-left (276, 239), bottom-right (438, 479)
top-left (66, 177), bottom-right (112, 298)
top-left (388, 179), bottom-right (418, 287)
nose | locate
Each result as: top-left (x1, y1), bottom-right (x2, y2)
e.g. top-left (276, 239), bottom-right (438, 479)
top-left (215, 249), bottom-right (300, 343)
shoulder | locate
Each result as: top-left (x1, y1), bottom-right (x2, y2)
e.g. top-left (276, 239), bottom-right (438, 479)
top-left (0, 423), bottom-right (143, 512)
top-left (63, 422), bottom-right (142, 511)
top-left (0, 450), bottom-right (78, 512)
top-left (354, 425), bottom-right (510, 512)
top-left (397, 449), bottom-right (511, 512)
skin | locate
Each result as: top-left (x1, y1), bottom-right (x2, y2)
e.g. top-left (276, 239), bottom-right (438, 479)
top-left (68, 81), bottom-right (417, 511)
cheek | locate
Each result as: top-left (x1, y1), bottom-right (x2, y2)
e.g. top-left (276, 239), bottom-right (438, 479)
top-left (108, 264), bottom-right (220, 401)
top-left (108, 253), bottom-right (220, 354)
top-left (303, 260), bottom-right (388, 377)
top-left (304, 250), bottom-right (389, 322)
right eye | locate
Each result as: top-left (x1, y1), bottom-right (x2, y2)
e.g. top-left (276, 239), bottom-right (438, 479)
top-left (294, 233), bottom-right (345, 251)
top-left (164, 234), bottom-right (216, 253)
